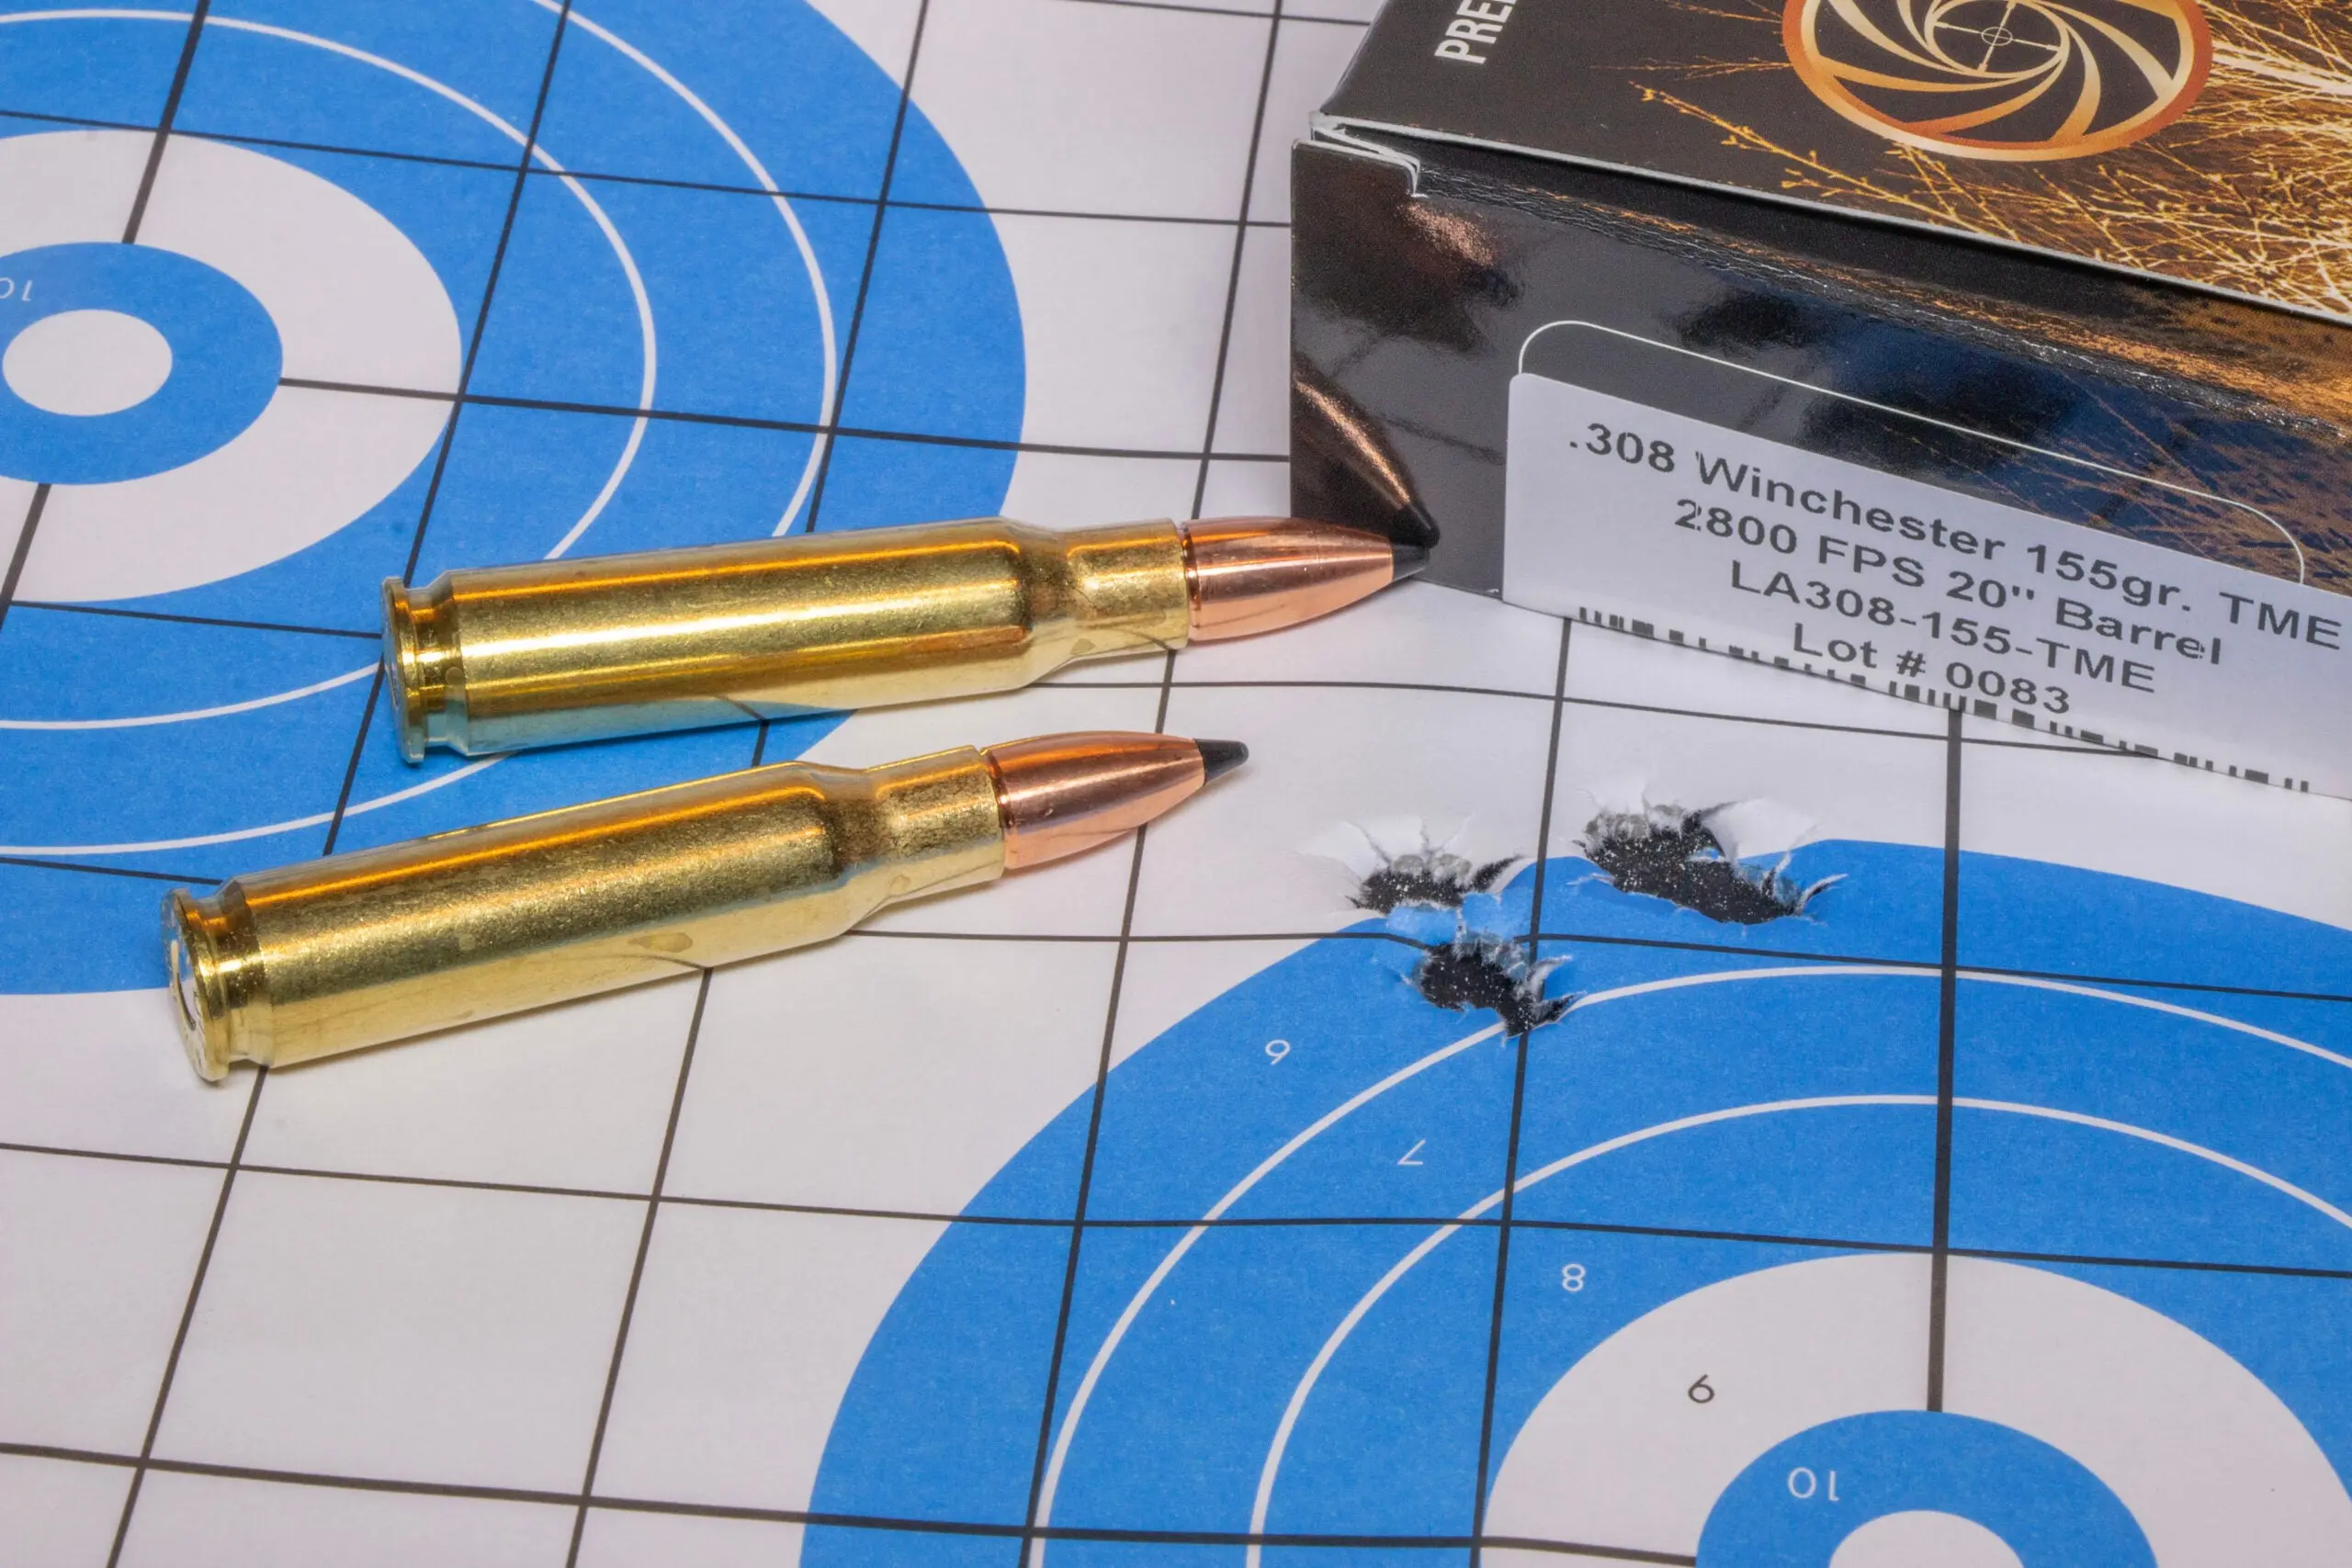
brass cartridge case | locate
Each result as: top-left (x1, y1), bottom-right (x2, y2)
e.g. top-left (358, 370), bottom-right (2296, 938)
top-left (164, 748), bottom-right (1005, 1080)
top-left (386, 518), bottom-right (1193, 761)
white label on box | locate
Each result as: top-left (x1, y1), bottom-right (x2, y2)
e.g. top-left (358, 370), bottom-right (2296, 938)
top-left (1504, 370), bottom-right (2352, 794)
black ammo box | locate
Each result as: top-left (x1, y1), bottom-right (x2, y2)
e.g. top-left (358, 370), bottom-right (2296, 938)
top-left (1290, 0), bottom-right (2352, 790)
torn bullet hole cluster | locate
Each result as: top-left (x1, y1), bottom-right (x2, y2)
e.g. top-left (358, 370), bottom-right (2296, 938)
top-left (1579, 806), bottom-right (1834, 924)
top-left (1410, 931), bottom-right (1572, 1035)
top-left (1346, 836), bottom-right (1569, 1034)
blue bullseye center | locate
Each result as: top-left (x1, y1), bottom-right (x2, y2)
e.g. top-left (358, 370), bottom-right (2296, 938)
top-left (0, 241), bottom-right (281, 484)
top-left (1696, 1410), bottom-right (2154, 1565)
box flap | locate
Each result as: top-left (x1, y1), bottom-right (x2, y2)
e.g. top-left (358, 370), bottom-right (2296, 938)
top-left (1319, 0), bottom-right (2352, 324)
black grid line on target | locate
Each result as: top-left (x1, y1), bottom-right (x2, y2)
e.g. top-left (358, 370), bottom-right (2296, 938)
top-left (1009, 5), bottom-right (1288, 1556)
top-left (15, 1436), bottom-right (1721, 1564)
top-left (258, 378), bottom-right (1295, 464)
top-left (1465, 616), bottom-right (1575, 1565)
top-left (9, 1134), bottom-right (2352, 1282)
top-left (790, 0), bottom-right (938, 540)
top-left (0, 101), bottom-right (1324, 225)
top-left (5, 757), bottom-right (2339, 1045)
top-left (0, 660), bottom-right (2294, 1010)
top-left (0, 1218), bottom-right (2342, 1562)
top-left (85, 6), bottom-right (585, 1562)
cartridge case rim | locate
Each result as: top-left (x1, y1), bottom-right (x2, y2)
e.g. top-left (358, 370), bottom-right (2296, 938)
top-left (382, 578), bottom-right (440, 765)
top-left (164, 887), bottom-right (237, 1083)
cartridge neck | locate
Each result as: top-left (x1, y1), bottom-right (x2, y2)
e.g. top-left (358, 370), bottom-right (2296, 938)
top-left (858, 748), bottom-right (1014, 895)
top-left (1038, 517), bottom-right (1194, 656)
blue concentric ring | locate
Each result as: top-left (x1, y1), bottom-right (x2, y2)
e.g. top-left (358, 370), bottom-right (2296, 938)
top-left (0, 241), bottom-right (280, 483)
top-left (1698, 1411), bottom-right (2152, 1564)
top-left (804, 847), bottom-right (2352, 1563)
top-left (0, 0), bottom-right (1023, 992)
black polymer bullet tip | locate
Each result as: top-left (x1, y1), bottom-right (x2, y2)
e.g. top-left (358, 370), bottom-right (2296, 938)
top-left (1195, 739), bottom-right (1250, 784)
top-left (1390, 537), bottom-right (1433, 581)
top-left (1392, 499), bottom-right (1442, 552)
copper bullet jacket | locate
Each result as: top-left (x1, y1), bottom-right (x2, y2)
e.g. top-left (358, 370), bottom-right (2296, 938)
top-left (991, 731), bottom-right (1242, 868)
top-left (1181, 517), bottom-right (1403, 640)
top-left (384, 514), bottom-right (1413, 760)
top-left (164, 732), bottom-right (1244, 1081)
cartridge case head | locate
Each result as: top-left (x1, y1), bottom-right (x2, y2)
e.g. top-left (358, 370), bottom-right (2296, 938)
top-left (166, 886), bottom-right (259, 1082)
top-left (382, 576), bottom-right (457, 764)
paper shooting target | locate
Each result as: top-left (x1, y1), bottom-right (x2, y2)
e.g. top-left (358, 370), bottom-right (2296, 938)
top-left (0, 0), bottom-right (1025, 992)
top-left (801, 843), bottom-right (2352, 1566)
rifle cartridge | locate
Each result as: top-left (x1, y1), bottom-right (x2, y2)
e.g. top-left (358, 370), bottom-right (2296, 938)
top-left (164, 732), bottom-right (1241, 1080)
top-left (384, 515), bottom-right (1411, 759)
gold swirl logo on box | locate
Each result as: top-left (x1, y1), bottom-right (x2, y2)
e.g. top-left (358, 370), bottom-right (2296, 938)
top-left (1783, 0), bottom-right (2211, 161)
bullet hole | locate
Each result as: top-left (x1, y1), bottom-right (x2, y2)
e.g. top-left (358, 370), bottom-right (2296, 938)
top-left (1330, 825), bottom-right (1564, 1032)
top-left (1351, 843), bottom-right (1521, 914)
top-left (1410, 932), bottom-right (1572, 1035)
top-left (1580, 806), bottom-right (1834, 924)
